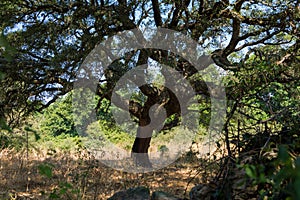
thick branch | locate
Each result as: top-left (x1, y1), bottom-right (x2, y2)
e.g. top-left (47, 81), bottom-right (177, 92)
top-left (151, 0), bottom-right (162, 26)
top-left (223, 2), bottom-right (244, 56)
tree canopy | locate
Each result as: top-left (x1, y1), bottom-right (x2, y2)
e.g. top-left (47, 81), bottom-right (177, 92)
top-left (1, 0), bottom-right (299, 123)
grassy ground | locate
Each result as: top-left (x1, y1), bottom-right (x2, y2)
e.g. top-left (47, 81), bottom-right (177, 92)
top-left (0, 146), bottom-right (213, 200)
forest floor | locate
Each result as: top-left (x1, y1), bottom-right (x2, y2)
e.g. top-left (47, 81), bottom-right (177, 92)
top-left (0, 148), bottom-right (217, 200)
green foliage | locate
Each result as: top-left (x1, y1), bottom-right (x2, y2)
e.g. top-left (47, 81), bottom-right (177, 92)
top-left (96, 98), bottom-right (114, 122)
top-left (244, 145), bottom-right (300, 200)
top-left (32, 90), bottom-right (136, 152)
top-left (25, 125), bottom-right (41, 141)
top-left (244, 164), bottom-right (267, 185)
top-left (72, 89), bottom-right (99, 135)
top-left (38, 163), bottom-right (54, 178)
top-left (0, 117), bottom-right (12, 132)
top-left (39, 93), bottom-right (77, 137)
top-left (48, 181), bottom-right (80, 200)
top-left (0, 31), bottom-right (16, 61)
top-left (223, 46), bottom-right (300, 199)
top-left (158, 144), bottom-right (168, 153)
top-left (86, 120), bottom-right (134, 150)
top-left (0, 133), bottom-right (11, 149)
top-left (40, 134), bottom-right (83, 154)
top-left (0, 71), bottom-right (4, 80)
top-left (0, 130), bottom-right (26, 150)
top-left (0, 31), bottom-right (15, 132)
top-left (38, 163), bottom-right (81, 199)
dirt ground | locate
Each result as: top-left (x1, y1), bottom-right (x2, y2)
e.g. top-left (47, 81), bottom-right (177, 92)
top-left (0, 148), bottom-right (214, 200)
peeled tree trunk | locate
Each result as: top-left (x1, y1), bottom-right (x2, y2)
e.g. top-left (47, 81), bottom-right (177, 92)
top-left (131, 120), bottom-right (153, 167)
top-left (131, 100), bottom-right (169, 167)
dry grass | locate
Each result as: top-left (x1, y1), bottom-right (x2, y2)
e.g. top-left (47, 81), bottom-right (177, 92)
top-left (0, 148), bottom-right (213, 200)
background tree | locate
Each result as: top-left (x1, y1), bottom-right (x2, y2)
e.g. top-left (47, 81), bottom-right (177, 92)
top-left (39, 93), bottom-right (77, 137)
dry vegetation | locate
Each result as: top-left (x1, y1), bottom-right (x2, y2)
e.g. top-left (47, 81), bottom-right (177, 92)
top-left (0, 148), bottom-right (216, 200)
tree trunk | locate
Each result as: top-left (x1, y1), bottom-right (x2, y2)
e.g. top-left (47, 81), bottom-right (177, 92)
top-left (131, 118), bottom-right (153, 167)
